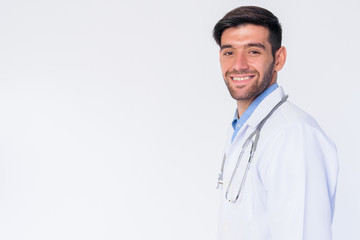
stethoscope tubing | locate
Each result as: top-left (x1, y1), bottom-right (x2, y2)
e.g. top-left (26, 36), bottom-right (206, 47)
top-left (217, 95), bottom-right (289, 203)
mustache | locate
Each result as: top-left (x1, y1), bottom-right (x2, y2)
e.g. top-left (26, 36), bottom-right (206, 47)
top-left (225, 70), bottom-right (258, 76)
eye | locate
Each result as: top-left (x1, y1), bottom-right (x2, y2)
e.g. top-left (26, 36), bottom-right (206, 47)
top-left (222, 51), bottom-right (234, 56)
top-left (249, 50), bottom-right (260, 55)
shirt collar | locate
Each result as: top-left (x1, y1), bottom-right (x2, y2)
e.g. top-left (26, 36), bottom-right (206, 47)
top-left (232, 83), bottom-right (279, 130)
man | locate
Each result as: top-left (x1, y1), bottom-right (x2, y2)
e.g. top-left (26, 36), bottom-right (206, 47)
top-left (213, 6), bottom-right (338, 240)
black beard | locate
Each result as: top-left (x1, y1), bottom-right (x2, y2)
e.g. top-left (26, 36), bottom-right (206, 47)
top-left (225, 61), bottom-right (275, 101)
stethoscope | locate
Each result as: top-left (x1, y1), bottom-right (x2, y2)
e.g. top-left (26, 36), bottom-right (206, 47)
top-left (217, 95), bottom-right (288, 203)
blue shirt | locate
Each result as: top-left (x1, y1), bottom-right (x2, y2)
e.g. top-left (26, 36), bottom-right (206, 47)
top-left (231, 83), bottom-right (279, 142)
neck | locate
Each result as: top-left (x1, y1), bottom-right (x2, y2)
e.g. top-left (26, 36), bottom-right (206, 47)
top-left (236, 99), bottom-right (254, 118)
top-left (236, 79), bottom-right (278, 118)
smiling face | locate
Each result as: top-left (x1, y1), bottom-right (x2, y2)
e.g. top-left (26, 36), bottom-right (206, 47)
top-left (219, 24), bottom-right (285, 111)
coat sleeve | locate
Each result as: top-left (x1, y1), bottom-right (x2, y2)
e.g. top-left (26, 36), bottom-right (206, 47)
top-left (262, 123), bottom-right (338, 240)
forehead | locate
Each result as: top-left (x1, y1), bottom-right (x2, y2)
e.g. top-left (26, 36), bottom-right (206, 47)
top-left (221, 24), bottom-right (271, 47)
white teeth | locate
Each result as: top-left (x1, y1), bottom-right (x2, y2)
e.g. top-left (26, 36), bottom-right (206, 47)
top-left (233, 76), bottom-right (251, 81)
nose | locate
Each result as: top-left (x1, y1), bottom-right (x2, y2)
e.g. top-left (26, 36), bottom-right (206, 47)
top-left (232, 52), bottom-right (249, 71)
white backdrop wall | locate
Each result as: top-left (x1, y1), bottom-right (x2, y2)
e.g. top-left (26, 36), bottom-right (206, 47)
top-left (0, 0), bottom-right (359, 239)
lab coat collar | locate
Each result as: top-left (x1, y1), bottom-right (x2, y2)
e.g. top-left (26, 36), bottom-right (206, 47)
top-left (245, 86), bottom-right (286, 129)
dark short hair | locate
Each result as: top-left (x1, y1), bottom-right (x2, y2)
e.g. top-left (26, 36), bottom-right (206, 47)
top-left (213, 6), bottom-right (282, 56)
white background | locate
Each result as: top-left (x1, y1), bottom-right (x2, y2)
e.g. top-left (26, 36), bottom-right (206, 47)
top-left (0, 0), bottom-right (359, 239)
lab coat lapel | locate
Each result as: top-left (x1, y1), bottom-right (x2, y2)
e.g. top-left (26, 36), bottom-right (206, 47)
top-left (223, 87), bottom-right (286, 183)
top-left (246, 87), bottom-right (285, 129)
top-left (225, 87), bottom-right (285, 156)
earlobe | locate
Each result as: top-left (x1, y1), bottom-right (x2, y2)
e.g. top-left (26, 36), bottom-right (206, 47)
top-left (274, 46), bottom-right (287, 71)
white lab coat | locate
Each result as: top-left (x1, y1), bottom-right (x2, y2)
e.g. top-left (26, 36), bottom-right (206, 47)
top-left (217, 86), bottom-right (338, 240)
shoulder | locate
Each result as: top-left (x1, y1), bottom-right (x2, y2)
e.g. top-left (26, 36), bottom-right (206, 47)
top-left (262, 101), bottom-right (334, 145)
top-left (257, 100), bottom-right (338, 163)
top-left (273, 101), bottom-right (321, 130)
top-left (254, 100), bottom-right (339, 195)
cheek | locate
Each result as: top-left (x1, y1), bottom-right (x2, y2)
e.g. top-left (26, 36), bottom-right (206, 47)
top-left (249, 60), bottom-right (269, 75)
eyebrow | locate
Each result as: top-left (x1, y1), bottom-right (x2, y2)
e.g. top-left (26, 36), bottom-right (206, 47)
top-left (246, 43), bottom-right (266, 50)
top-left (220, 44), bottom-right (233, 50)
top-left (220, 42), bottom-right (266, 51)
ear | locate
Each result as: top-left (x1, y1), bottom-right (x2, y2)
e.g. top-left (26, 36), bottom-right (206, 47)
top-left (274, 46), bottom-right (287, 71)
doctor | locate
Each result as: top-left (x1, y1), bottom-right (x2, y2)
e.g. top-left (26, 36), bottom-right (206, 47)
top-left (213, 6), bottom-right (338, 240)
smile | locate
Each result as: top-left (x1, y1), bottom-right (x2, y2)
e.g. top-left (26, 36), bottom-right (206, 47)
top-left (231, 75), bottom-right (255, 81)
